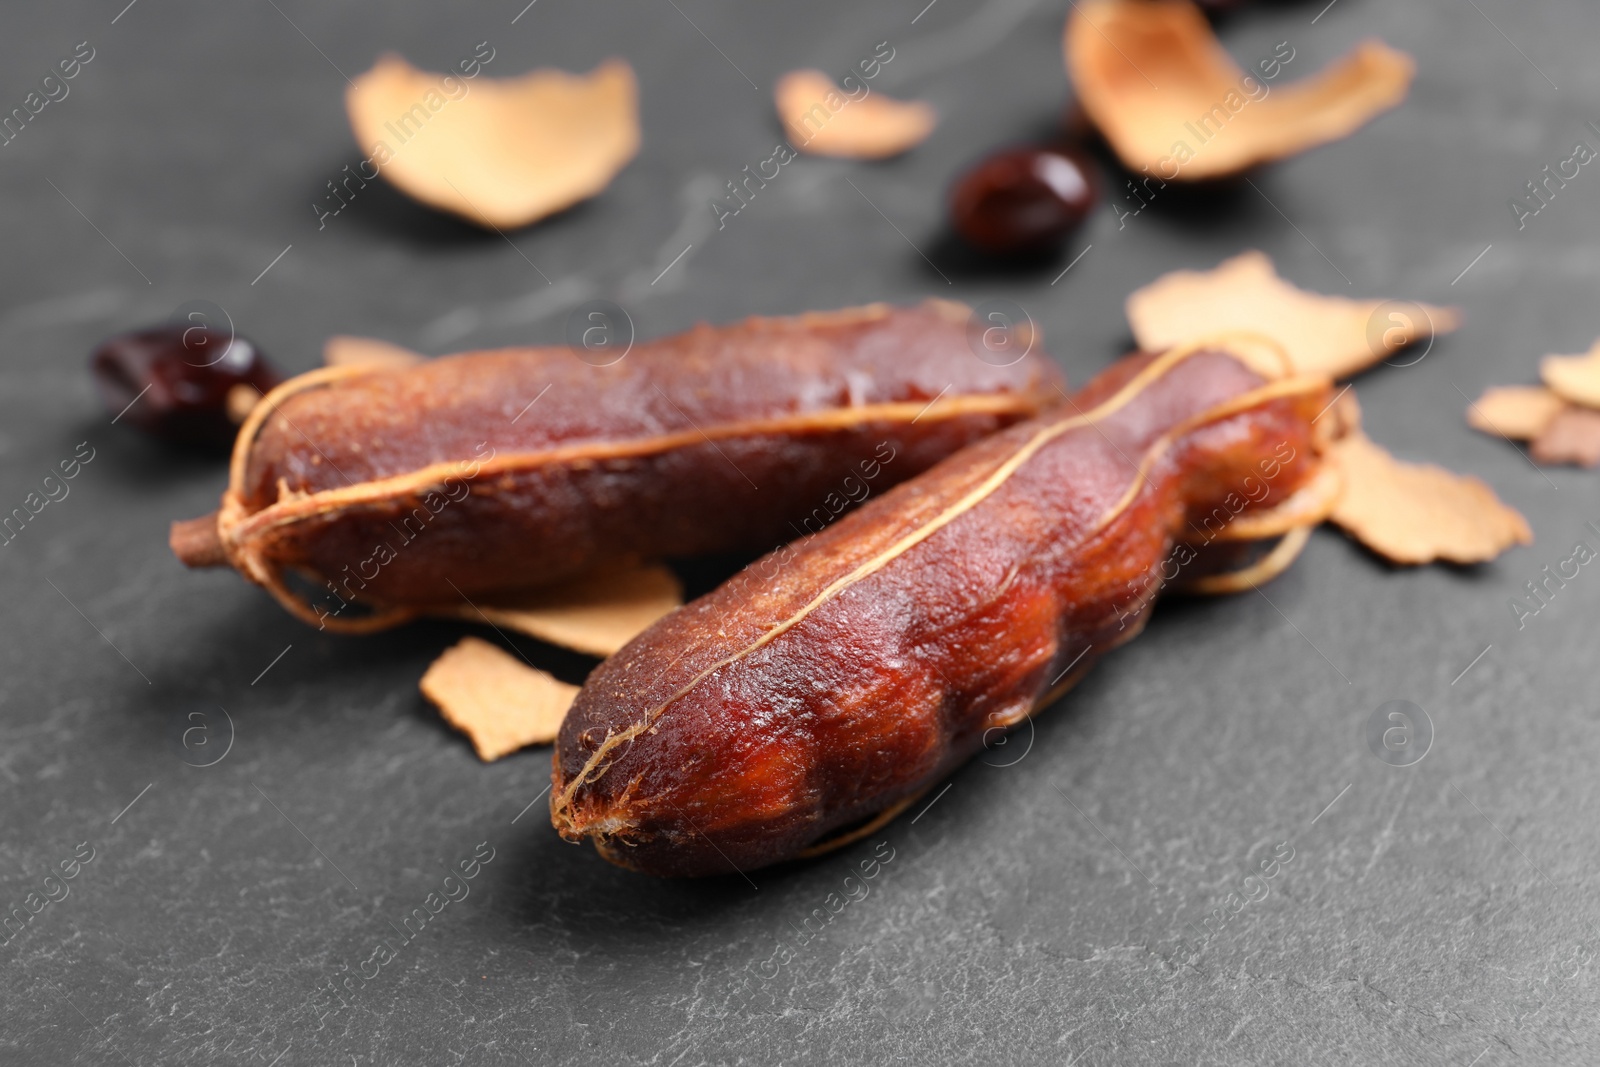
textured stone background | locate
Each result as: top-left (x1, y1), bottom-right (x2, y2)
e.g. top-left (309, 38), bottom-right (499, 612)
top-left (0, 1), bottom-right (1596, 1063)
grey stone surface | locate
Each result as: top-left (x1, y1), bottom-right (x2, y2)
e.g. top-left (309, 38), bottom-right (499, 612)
top-left (0, 0), bottom-right (1596, 1063)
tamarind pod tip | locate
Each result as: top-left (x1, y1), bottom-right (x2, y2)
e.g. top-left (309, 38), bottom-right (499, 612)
top-left (170, 512), bottom-right (228, 568)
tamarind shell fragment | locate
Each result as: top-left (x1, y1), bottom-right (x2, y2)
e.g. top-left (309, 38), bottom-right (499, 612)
top-left (551, 345), bottom-right (1336, 877)
top-left (171, 302), bottom-right (1063, 632)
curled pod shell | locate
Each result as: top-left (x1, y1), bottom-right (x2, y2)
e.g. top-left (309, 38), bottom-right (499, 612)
top-left (552, 344), bottom-right (1335, 876)
top-left (171, 302), bottom-right (1063, 631)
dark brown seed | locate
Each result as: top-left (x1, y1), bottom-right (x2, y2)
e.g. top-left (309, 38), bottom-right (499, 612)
top-left (950, 145), bottom-right (1096, 256)
top-left (92, 325), bottom-right (282, 450)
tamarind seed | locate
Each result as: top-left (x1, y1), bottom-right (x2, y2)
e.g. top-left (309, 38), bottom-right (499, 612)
top-left (92, 325), bottom-right (281, 450)
top-left (949, 145), bottom-right (1096, 257)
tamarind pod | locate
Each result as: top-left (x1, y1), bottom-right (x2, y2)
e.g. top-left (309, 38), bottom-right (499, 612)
top-left (550, 345), bottom-right (1334, 877)
top-left (169, 301), bottom-right (1063, 632)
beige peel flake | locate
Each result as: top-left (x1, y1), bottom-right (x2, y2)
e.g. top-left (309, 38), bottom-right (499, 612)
top-left (1541, 338), bottom-right (1600, 409)
top-left (456, 563), bottom-right (684, 658)
top-left (1466, 384), bottom-right (1566, 441)
top-left (1326, 431), bottom-right (1531, 565)
top-left (421, 637), bottom-right (578, 760)
top-left (776, 70), bottom-right (936, 159)
top-left (323, 335), bottom-right (427, 369)
top-left (1128, 251), bottom-right (1458, 380)
top-left (346, 55), bottom-right (639, 229)
top-left (1066, 0), bottom-right (1413, 180)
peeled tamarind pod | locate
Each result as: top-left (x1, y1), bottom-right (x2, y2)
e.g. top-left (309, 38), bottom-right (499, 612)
top-left (169, 301), bottom-right (1063, 632)
top-left (551, 344), bottom-right (1336, 876)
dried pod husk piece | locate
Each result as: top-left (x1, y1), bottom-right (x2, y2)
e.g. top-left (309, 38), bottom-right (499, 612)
top-left (551, 344), bottom-right (1335, 876)
top-left (1065, 0), bottom-right (1413, 180)
top-left (1466, 385), bottom-right (1566, 441)
top-left (1472, 341), bottom-right (1600, 466)
top-left (775, 70), bottom-right (936, 158)
top-left (345, 55), bottom-right (639, 229)
top-left (421, 637), bottom-right (578, 760)
top-left (452, 562), bottom-right (683, 657)
top-left (225, 384), bottom-right (267, 425)
top-left (1541, 338), bottom-right (1600, 409)
top-left (171, 302), bottom-right (1065, 633)
top-left (324, 335), bottom-right (426, 369)
top-left (1530, 407), bottom-right (1600, 467)
top-left (1325, 430), bottom-right (1531, 564)
top-left (1128, 251), bottom-right (1459, 380)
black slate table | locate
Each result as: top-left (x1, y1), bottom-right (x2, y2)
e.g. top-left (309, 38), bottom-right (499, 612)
top-left (2, 1), bottom-right (1596, 1063)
